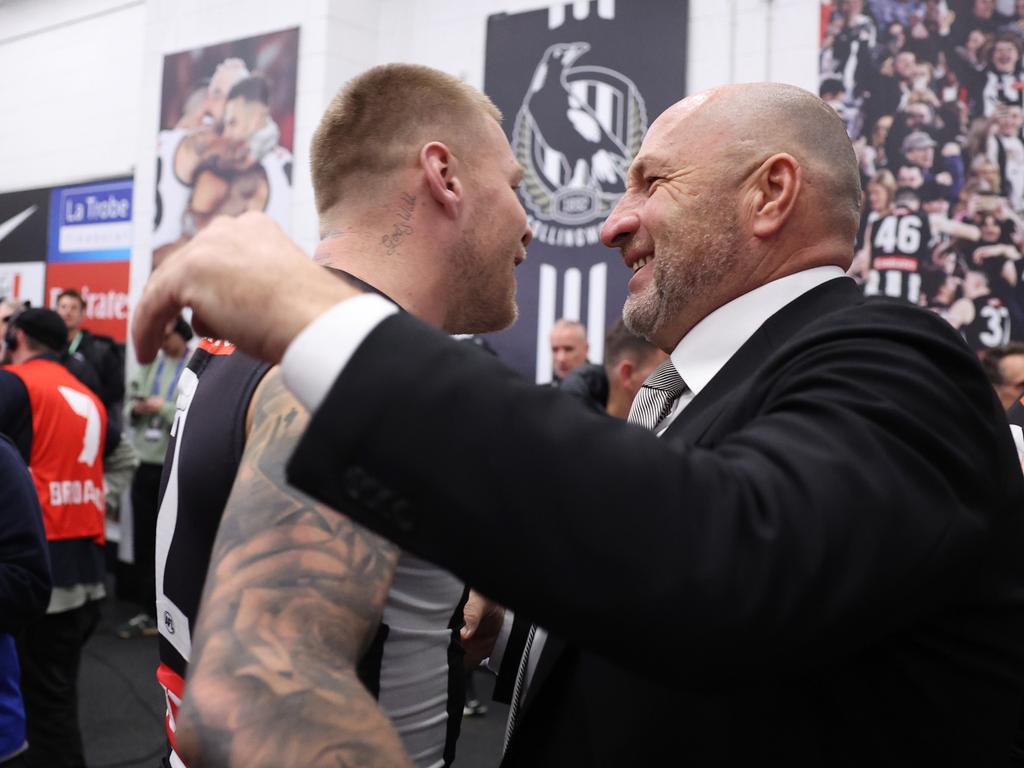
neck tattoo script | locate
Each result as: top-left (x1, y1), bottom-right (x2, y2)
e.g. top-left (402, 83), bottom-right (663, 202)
top-left (381, 193), bottom-right (416, 256)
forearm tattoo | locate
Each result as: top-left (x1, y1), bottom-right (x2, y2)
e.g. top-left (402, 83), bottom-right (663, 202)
top-left (176, 369), bottom-right (409, 767)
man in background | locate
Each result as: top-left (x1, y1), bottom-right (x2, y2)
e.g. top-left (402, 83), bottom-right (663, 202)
top-left (983, 341), bottom-right (1024, 409)
top-left (558, 320), bottom-right (665, 417)
top-left (0, 309), bottom-right (107, 768)
top-left (601, 320), bottom-right (667, 419)
top-left (548, 318), bottom-right (588, 383)
top-left (0, 436), bottom-right (51, 768)
top-left (55, 289), bottom-right (124, 429)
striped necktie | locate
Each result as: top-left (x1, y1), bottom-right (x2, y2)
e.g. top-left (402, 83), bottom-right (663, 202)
top-left (502, 623), bottom-right (538, 753)
top-left (627, 358), bottom-right (686, 430)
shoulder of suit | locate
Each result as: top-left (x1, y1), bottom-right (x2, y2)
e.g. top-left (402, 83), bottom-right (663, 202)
top-left (807, 295), bottom-right (964, 342)
top-left (876, 297), bottom-right (964, 333)
top-left (757, 298), bottom-right (974, 386)
top-left (82, 330), bottom-right (117, 346)
top-left (79, 331), bottom-right (121, 358)
top-left (0, 369), bottom-right (28, 405)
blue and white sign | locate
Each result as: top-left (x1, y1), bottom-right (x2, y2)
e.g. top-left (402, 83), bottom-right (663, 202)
top-left (47, 179), bottom-right (133, 263)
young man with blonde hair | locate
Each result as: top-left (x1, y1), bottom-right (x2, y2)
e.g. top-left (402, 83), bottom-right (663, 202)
top-left (154, 63), bottom-right (529, 768)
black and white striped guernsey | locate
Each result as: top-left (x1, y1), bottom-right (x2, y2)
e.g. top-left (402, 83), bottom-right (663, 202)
top-left (154, 338), bottom-right (467, 768)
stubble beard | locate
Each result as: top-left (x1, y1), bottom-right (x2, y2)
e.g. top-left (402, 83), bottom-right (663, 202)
top-left (443, 231), bottom-right (518, 334)
top-left (623, 210), bottom-right (741, 343)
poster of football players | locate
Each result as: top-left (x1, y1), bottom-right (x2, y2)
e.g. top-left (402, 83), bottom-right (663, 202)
top-left (819, 0), bottom-right (1024, 353)
top-left (153, 27), bottom-right (299, 270)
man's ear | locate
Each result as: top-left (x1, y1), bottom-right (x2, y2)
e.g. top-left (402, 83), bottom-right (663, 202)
top-left (420, 142), bottom-right (462, 219)
top-left (615, 358), bottom-right (634, 388)
top-left (749, 153), bottom-right (801, 239)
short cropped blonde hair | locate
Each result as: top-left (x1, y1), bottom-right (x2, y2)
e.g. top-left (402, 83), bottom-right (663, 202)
top-left (311, 64), bottom-right (501, 215)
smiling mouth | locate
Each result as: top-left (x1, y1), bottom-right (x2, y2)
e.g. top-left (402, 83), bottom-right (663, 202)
top-left (631, 255), bottom-right (652, 273)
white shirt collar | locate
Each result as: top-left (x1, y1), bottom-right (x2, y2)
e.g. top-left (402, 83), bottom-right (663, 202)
top-left (670, 266), bottom-right (848, 395)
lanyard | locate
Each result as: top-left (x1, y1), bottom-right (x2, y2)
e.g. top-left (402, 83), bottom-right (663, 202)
top-left (68, 331), bottom-right (82, 355)
top-left (151, 355), bottom-right (187, 400)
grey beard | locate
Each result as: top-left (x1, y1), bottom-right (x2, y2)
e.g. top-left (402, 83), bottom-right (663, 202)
top-left (622, 284), bottom-right (664, 342)
top-left (622, 236), bottom-right (739, 344)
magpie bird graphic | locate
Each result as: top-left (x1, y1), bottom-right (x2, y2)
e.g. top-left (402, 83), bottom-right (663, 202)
top-left (522, 42), bottom-right (629, 190)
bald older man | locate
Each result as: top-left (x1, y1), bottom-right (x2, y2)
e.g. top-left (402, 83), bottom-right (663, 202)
top-left (549, 318), bottom-right (589, 382)
top-left (135, 81), bottom-right (1024, 766)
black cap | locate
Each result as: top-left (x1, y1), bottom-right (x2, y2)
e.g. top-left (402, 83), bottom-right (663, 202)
top-left (13, 308), bottom-right (67, 352)
top-left (171, 316), bottom-right (193, 343)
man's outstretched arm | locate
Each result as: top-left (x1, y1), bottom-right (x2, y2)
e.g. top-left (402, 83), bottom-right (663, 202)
top-left (133, 214), bottom-right (355, 364)
top-left (175, 367), bottom-right (410, 768)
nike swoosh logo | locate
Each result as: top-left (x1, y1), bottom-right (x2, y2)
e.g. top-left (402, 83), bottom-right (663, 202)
top-left (0, 205), bottom-right (38, 244)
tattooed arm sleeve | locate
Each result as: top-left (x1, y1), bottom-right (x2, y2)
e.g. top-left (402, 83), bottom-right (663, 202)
top-left (175, 367), bottom-right (411, 768)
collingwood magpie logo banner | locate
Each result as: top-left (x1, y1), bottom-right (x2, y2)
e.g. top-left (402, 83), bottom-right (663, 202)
top-left (483, 0), bottom-right (687, 381)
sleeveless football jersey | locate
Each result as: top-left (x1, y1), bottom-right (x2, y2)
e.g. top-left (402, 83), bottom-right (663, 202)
top-left (154, 338), bottom-right (466, 768)
top-left (963, 294), bottom-right (1012, 350)
top-left (865, 209), bottom-right (932, 304)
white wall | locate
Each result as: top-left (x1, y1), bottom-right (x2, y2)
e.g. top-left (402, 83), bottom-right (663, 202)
top-left (373, 0), bottom-right (821, 97)
top-left (689, 0), bottom-right (821, 93)
top-left (0, 0), bottom-right (823, 359)
top-left (0, 0), bottom-right (146, 192)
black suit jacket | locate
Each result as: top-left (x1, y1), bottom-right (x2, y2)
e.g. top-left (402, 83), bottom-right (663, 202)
top-left (75, 330), bottom-right (124, 411)
top-left (288, 277), bottom-right (1024, 766)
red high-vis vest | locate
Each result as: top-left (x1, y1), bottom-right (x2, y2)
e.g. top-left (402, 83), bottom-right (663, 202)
top-left (4, 358), bottom-right (107, 542)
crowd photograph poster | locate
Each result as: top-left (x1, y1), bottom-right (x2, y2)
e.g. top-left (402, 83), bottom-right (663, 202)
top-left (484, 0), bottom-right (687, 380)
top-left (819, 0), bottom-right (1024, 352)
top-left (153, 27), bottom-right (299, 270)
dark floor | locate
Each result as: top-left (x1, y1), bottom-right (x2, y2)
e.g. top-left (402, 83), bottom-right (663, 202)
top-left (80, 593), bottom-right (508, 767)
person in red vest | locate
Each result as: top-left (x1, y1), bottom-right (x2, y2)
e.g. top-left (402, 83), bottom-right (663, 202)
top-left (0, 308), bottom-right (107, 768)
